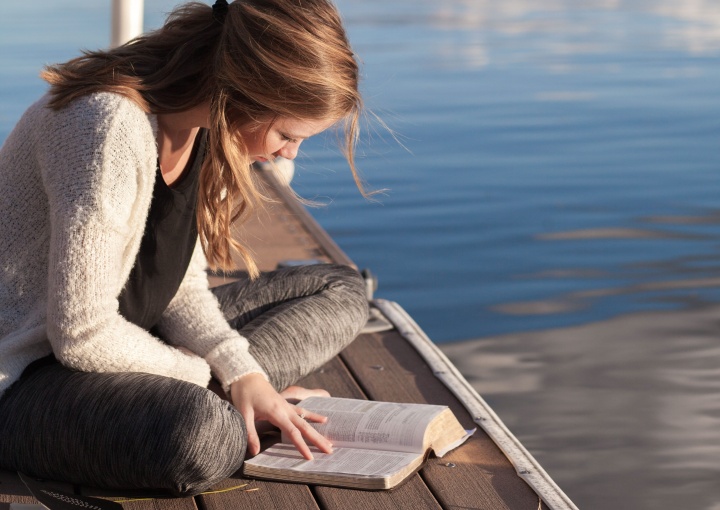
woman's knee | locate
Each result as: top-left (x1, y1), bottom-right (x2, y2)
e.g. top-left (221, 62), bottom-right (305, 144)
top-left (314, 263), bottom-right (369, 327)
top-left (157, 388), bottom-right (247, 495)
top-left (0, 366), bottom-right (247, 496)
top-left (121, 376), bottom-right (248, 496)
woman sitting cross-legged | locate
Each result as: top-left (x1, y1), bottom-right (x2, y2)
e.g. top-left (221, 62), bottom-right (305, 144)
top-left (0, 0), bottom-right (368, 496)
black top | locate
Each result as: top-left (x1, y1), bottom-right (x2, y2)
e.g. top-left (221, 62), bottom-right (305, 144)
top-left (118, 129), bottom-right (208, 330)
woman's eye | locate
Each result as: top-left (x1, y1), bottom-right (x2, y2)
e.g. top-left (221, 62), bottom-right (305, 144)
top-left (281, 133), bottom-right (298, 143)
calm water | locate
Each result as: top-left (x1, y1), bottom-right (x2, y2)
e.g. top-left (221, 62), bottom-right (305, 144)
top-left (1, 1), bottom-right (719, 508)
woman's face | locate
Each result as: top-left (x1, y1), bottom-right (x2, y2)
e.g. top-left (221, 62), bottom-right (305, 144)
top-left (239, 117), bottom-right (336, 162)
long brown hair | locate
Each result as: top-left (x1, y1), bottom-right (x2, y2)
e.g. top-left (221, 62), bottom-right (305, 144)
top-left (41, 0), bottom-right (362, 277)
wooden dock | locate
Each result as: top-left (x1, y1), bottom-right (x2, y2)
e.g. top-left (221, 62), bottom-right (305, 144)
top-left (0, 168), bottom-right (574, 510)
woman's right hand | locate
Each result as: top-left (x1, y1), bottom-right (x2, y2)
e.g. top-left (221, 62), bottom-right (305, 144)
top-left (230, 373), bottom-right (333, 460)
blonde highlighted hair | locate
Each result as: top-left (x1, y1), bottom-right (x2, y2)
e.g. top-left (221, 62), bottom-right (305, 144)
top-left (41, 0), bottom-right (362, 278)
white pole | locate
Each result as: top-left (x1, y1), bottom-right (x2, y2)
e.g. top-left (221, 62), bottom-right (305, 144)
top-left (111, 0), bottom-right (144, 48)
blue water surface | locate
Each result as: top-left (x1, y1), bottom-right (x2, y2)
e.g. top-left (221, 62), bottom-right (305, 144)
top-left (299, 0), bottom-right (720, 340)
top-left (1, 1), bottom-right (719, 509)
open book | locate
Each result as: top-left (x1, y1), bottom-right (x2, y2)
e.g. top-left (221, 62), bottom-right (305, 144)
top-left (243, 397), bottom-right (474, 490)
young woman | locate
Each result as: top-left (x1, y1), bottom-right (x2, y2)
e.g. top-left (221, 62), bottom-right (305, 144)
top-left (0, 0), bottom-right (368, 496)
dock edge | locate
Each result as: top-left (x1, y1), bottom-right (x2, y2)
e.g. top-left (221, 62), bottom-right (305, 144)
top-left (373, 299), bottom-right (579, 510)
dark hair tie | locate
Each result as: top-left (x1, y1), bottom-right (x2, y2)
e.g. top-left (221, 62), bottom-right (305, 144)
top-left (213, 0), bottom-right (229, 23)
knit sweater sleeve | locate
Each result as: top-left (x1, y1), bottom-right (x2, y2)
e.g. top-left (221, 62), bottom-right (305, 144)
top-left (156, 241), bottom-right (269, 392)
top-left (40, 93), bottom-right (211, 387)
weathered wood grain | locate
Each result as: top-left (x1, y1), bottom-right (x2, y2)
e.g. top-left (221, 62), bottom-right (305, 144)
top-left (340, 331), bottom-right (547, 510)
top-left (199, 476), bottom-right (319, 510)
top-left (80, 484), bottom-right (198, 510)
top-left (0, 471), bottom-right (35, 505)
top-left (298, 355), bottom-right (443, 510)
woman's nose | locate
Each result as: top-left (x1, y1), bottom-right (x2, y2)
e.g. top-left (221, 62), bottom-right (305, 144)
top-left (277, 143), bottom-right (299, 160)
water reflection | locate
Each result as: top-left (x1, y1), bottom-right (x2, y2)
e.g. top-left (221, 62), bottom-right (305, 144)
top-left (442, 304), bottom-right (720, 509)
top-left (438, 198), bottom-right (720, 508)
top-left (426, 0), bottom-right (720, 63)
top-left (492, 209), bottom-right (720, 317)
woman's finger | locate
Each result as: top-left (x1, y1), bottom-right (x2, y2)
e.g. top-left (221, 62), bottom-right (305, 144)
top-left (242, 408), bottom-right (260, 457)
top-left (283, 422), bottom-right (315, 460)
top-left (293, 414), bottom-right (333, 454)
top-left (297, 409), bottom-right (328, 424)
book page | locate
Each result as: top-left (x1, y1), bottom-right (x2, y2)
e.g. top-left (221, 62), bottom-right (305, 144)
top-left (435, 428), bottom-right (476, 457)
top-left (246, 444), bottom-right (419, 478)
top-left (293, 397), bottom-right (446, 453)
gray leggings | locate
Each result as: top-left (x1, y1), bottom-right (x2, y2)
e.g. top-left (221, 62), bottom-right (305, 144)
top-left (0, 264), bottom-right (368, 496)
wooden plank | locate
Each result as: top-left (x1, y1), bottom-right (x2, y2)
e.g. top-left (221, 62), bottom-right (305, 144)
top-left (198, 358), bottom-right (352, 510)
top-left (297, 356), bottom-right (368, 401)
top-left (216, 169), bottom-right (351, 281)
top-left (188, 364), bottom-right (357, 510)
top-left (260, 170), bottom-right (356, 268)
top-left (110, 499), bottom-right (196, 510)
top-left (297, 355), bottom-right (442, 510)
top-left (232, 201), bottom-right (331, 270)
top-left (340, 331), bottom-right (548, 510)
top-left (80, 487), bottom-right (198, 510)
top-left (0, 471), bottom-right (35, 506)
top-left (211, 355), bottom-right (442, 510)
top-left (198, 477), bottom-right (319, 510)
top-left (314, 480), bottom-right (443, 510)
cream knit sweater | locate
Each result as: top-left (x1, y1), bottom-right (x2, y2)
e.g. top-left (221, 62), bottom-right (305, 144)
top-left (0, 92), bottom-right (267, 398)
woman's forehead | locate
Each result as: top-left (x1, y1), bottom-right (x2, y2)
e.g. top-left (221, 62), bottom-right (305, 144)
top-left (272, 117), bottom-right (337, 139)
